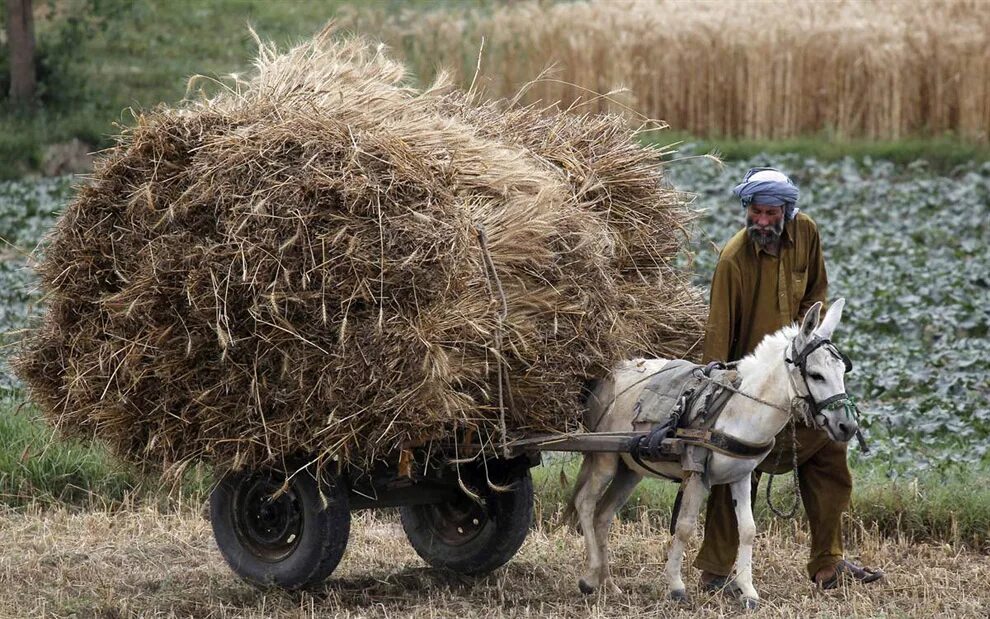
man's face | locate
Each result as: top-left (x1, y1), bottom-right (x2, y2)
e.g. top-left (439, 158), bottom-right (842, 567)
top-left (746, 203), bottom-right (785, 248)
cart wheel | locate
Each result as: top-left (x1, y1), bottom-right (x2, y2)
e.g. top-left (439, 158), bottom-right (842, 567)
top-left (210, 464), bottom-right (350, 589)
top-left (399, 464), bottom-right (533, 575)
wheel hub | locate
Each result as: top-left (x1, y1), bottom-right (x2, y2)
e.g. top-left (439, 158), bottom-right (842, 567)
top-left (426, 495), bottom-right (488, 546)
top-left (233, 474), bottom-right (303, 562)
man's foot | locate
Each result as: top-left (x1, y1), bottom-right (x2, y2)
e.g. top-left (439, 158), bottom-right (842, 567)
top-left (814, 560), bottom-right (885, 590)
top-left (699, 571), bottom-right (740, 594)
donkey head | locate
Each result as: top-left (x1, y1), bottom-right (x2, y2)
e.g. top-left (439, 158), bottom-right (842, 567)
top-left (788, 298), bottom-right (857, 442)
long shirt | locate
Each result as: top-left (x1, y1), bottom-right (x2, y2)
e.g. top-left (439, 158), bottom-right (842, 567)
top-left (702, 212), bottom-right (828, 364)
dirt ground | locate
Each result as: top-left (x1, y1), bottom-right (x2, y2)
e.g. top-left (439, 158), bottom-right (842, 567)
top-left (0, 505), bottom-right (987, 618)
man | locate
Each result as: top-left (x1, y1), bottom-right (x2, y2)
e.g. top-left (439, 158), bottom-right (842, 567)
top-left (694, 168), bottom-right (883, 591)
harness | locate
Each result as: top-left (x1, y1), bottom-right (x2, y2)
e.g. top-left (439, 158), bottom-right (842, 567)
top-left (628, 334), bottom-right (868, 486)
top-left (627, 361), bottom-right (776, 481)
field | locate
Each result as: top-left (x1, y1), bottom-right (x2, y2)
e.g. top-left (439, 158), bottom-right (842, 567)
top-left (0, 2), bottom-right (988, 616)
top-left (0, 506), bottom-right (990, 619)
top-left (340, 0), bottom-right (990, 141)
top-left (666, 152), bottom-right (990, 472)
top-left (0, 506), bottom-right (988, 618)
top-left (3, 0), bottom-right (990, 177)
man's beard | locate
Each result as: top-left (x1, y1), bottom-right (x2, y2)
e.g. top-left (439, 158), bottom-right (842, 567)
top-left (746, 216), bottom-right (784, 248)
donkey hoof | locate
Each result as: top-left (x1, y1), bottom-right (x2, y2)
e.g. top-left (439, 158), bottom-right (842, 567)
top-left (578, 579), bottom-right (596, 595)
top-left (669, 589), bottom-right (689, 604)
top-left (740, 596), bottom-right (760, 611)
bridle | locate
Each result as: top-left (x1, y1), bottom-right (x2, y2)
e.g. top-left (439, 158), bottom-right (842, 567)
top-left (785, 335), bottom-right (862, 437)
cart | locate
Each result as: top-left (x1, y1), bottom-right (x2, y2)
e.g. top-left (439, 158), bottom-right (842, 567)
top-left (209, 431), bottom-right (682, 589)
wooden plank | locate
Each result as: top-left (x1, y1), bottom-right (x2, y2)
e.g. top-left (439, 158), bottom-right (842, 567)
top-left (504, 432), bottom-right (645, 455)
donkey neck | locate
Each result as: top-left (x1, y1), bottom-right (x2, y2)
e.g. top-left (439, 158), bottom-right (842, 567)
top-left (713, 350), bottom-right (794, 445)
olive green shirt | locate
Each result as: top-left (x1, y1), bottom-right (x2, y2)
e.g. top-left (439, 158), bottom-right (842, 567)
top-left (702, 212), bottom-right (828, 364)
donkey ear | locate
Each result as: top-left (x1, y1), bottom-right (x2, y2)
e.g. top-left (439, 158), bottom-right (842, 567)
top-left (815, 298), bottom-right (846, 340)
top-left (797, 301), bottom-right (823, 345)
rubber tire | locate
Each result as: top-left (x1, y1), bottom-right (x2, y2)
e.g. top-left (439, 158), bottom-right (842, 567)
top-left (210, 465), bottom-right (350, 589)
top-left (399, 466), bottom-right (533, 575)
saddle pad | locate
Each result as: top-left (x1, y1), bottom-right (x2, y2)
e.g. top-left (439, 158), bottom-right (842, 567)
top-left (633, 360), bottom-right (703, 424)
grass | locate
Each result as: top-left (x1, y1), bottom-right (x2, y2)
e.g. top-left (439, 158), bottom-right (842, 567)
top-left (656, 132), bottom-right (990, 171)
top-left (0, 396), bottom-right (210, 509)
top-left (0, 506), bottom-right (987, 617)
top-left (0, 0), bottom-right (351, 179)
top-left (0, 396), bottom-right (139, 507)
top-left (533, 457), bottom-right (990, 551)
top-left (1, 397), bottom-right (987, 616)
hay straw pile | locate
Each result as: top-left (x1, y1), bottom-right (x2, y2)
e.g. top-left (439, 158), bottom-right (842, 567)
top-left (15, 28), bottom-right (705, 473)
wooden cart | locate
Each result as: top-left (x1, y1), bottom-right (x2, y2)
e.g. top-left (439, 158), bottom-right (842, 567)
top-left (209, 431), bottom-right (682, 589)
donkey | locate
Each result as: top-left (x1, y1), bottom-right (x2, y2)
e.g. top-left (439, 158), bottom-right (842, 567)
top-left (566, 299), bottom-right (856, 609)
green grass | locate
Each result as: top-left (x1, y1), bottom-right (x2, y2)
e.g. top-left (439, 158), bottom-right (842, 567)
top-left (0, 395), bottom-right (210, 508)
top-left (0, 0), bottom-right (354, 179)
top-left (656, 131), bottom-right (990, 171)
top-left (0, 396), bottom-right (140, 506)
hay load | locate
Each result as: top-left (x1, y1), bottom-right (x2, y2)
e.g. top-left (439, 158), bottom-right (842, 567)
top-left (15, 28), bottom-right (705, 474)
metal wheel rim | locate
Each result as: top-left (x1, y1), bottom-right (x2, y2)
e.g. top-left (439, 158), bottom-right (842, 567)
top-left (424, 493), bottom-right (489, 546)
top-left (232, 473), bottom-right (303, 562)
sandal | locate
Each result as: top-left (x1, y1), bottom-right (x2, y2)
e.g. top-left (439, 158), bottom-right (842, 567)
top-left (700, 574), bottom-right (741, 595)
top-left (814, 559), bottom-right (885, 590)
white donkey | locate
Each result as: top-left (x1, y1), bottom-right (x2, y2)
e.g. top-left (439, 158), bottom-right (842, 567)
top-left (566, 299), bottom-right (857, 609)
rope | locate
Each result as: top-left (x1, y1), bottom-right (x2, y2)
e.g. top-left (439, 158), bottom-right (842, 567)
top-left (475, 223), bottom-right (512, 459)
top-left (765, 417), bottom-right (802, 518)
top-left (694, 365), bottom-right (805, 420)
top-left (708, 377), bottom-right (790, 413)
top-left (824, 395), bottom-right (871, 454)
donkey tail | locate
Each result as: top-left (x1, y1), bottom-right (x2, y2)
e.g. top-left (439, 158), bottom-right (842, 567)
top-left (561, 456), bottom-right (595, 532)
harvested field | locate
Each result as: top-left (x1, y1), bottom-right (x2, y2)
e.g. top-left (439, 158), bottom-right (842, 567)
top-left (0, 505), bottom-right (987, 618)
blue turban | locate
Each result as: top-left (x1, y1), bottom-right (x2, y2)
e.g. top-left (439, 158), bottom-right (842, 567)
top-left (732, 167), bottom-right (801, 221)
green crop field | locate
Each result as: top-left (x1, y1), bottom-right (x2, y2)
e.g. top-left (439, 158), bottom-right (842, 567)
top-left (667, 151), bottom-right (990, 472)
top-left (6, 156), bottom-right (988, 470)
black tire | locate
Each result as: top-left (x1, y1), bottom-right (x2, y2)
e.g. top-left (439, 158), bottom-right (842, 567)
top-left (399, 463), bottom-right (533, 575)
top-left (210, 464), bottom-right (350, 589)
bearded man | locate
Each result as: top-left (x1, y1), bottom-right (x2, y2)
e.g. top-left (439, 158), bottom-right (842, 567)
top-left (694, 168), bottom-right (884, 591)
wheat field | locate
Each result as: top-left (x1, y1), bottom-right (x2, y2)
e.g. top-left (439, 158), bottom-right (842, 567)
top-left (337, 0), bottom-right (990, 142)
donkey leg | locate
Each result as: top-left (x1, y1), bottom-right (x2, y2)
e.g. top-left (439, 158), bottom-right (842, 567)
top-left (665, 473), bottom-right (708, 602)
top-left (575, 453), bottom-right (618, 594)
top-left (593, 462), bottom-right (643, 594)
top-left (562, 452), bottom-right (597, 530)
top-left (730, 476), bottom-right (760, 609)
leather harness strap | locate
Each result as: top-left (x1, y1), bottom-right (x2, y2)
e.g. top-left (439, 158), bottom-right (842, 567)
top-left (675, 428), bottom-right (774, 459)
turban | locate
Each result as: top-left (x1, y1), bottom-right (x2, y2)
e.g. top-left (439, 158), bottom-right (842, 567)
top-left (732, 167), bottom-right (801, 221)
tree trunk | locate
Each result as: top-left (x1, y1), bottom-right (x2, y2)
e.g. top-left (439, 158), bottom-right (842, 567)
top-left (5, 0), bottom-right (36, 107)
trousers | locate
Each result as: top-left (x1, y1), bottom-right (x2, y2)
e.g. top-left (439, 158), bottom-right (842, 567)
top-left (692, 423), bottom-right (853, 580)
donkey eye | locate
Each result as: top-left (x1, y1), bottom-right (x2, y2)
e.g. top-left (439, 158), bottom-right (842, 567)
top-left (808, 373), bottom-right (825, 381)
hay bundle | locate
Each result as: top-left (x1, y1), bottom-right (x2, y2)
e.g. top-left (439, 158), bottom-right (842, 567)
top-left (16, 28), bottom-right (705, 473)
